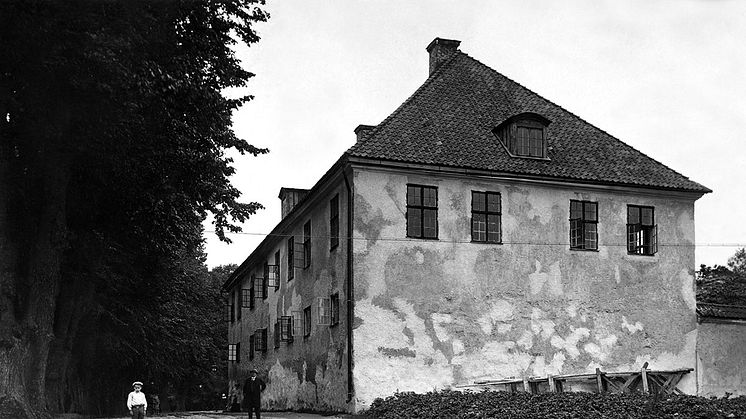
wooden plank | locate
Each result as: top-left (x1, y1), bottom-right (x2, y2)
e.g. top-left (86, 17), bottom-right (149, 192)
top-left (595, 368), bottom-right (604, 393)
top-left (602, 376), bottom-right (623, 393)
top-left (641, 366), bottom-right (650, 394)
top-left (548, 375), bottom-right (556, 393)
top-left (523, 377), bottom-right (530, 393)
top-left (619, 374), bottom-right (640, 393)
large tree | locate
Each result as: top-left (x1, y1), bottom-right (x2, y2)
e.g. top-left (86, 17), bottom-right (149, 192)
top-left (0, 2), bottom-right (267, 418)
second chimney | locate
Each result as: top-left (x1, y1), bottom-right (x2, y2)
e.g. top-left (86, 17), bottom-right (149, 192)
top-left (426, 37), bottom-right (461, 76)
top-left (354, 124), bottom-right (376, 141)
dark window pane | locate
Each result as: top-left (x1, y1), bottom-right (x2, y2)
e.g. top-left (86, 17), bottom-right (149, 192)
top-left (487, 193), bottom-right (500, 213)
top-left (423, 209), bottom-right (437, 238)
top-left (570, 219), bottom-right (582, 248)
top-left (641, 208), bottom-right (653, 226)
top-left (487, 214), bottom-right (501, 243)
top-left (628, 206), bottom-right (640, 224)
top-left (472, 213), bottom-right (486, 241)
top-left (570, 201), bottom-right (582, 219)
top-left (585, 223), bottom-right (597, 250)
top-left (585, 202), bottom-right (597, 222)
top-left (407, 186), bottom-right (420, 206)
top-left (423, 187), bottom-right (437, 207)
top-left (473, 192), bottom-right (485, 212)
top-left (407, 209), bottom-right (421, 237)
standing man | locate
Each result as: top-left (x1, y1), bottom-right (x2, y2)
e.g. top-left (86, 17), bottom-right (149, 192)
top-left (243, 369), bottom-right (266, 419)
top-left (127, 381), bottom-right (147, 418)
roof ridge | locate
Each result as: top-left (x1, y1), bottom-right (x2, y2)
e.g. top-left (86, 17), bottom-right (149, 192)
top-left (346, 51), bottom-right (464, 154)
top-left (459, 53), bottom-right (711, 193)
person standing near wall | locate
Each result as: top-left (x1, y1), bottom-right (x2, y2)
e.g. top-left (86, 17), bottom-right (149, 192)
top-left (127, 381), bottom-right (148, 418)
top-left (242, 369), bottom-right (266, 419)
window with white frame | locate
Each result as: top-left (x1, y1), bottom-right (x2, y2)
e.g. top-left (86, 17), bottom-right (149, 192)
top-left (471, 191), bottom-right (501, 243)
top-left (570, 200), bottom-right (598, 250)
top-left (317, 297), bottom-right (331, 326)
top-left (627, 205), bottom-right (657, 256)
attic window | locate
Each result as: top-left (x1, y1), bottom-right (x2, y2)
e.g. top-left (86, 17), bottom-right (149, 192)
top-left (493, 112), bottom-right (551, 159)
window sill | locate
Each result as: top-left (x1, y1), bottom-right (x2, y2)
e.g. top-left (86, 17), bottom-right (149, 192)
top-left (406, 236), bottom-right (439, 241)
top-left (471, 240), bottom-right (502, 245)
top-left (570, 248), bottom-right (599, 252)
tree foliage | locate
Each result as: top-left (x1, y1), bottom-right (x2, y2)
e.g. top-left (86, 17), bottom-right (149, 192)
top-left (697, 248), bottom-right (746, 306)
top-left (0, 1), bottom-right (267, 417)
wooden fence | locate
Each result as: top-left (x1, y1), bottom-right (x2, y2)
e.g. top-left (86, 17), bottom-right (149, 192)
top-left (458, 363), bottom-right (692, 395)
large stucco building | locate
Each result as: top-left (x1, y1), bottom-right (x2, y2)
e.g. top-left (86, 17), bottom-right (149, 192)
top-left (223, 38), bottom-right (711, 413)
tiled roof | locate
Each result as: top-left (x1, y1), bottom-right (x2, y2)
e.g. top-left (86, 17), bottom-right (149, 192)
top-left (347, 51), bottom-right (710, 193)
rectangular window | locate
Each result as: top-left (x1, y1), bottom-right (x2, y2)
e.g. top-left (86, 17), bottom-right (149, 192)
top-left (274, 251), bottom-right (281, 290)
top-left (261, 263), bottom-right (269, 299)
top-left (627, 205), bottom-right (657, 255)
top-left (317, 297), bottom-right (331, 326)
top-left (406, 185), bottom-right (438, 239)
top-left (303, 306), bottom-right (312, 337)
top-left (330, 194), bottom-right (340, 250)
top-left (249, 334), bottom-right (255, 361)
top-left (225, 300), bottom-right (232, 323)
top-left (330, 293), bottom-right (340, 326)
top-left (254, 272), bottom-right (266, 301)
top-left (249, 275), bottom-right (256, 310)
top-left (229, 297), bottom-right (235, 323)
top-left (235, 290), bottom-right (241, 320)
top-left (265, 263), bottom-right (279, 290)
top-left (472, 191), bottom-right (501, 243)
top-left (569, 200), bottom-right (598, 250)
top-left (292, 311), bottom-right (303, 338)
top-left (228, 344), bottom-right (237, 361)
top-left (303, 221), bottom-right (311, 268)
top-left (279, 315), bottom-right (294, 343)
top-left (241, 288), bottom-right (252, 308)
top-left (255, 328), bottom-right (267, 353)
top-left (287, 237), bottom-right (294, 280)
top-left (514, 126), bottom-right (545, 158)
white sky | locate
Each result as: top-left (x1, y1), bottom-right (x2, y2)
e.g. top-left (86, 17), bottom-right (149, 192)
top-left (204, 0), bottom-right (746, 270)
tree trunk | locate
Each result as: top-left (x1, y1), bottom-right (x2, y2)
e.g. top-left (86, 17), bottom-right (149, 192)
top-left (45, 274), bottom-right (94, 413)
top-left (0, 151), bottom-right (70, 419)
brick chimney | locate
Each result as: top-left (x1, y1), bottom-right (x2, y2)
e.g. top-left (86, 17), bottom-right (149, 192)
top-left (354, 124), bottom-right (376, 141)
top-left (426, 38), bottom-right (461, 76)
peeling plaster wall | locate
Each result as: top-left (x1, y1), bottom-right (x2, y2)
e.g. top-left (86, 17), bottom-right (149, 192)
top-left (351, 168), bottom-right (699, 409)
top-left (228, 178), bottom-right (350, 412)
top-left (697, 322), bottom-right (746, 396)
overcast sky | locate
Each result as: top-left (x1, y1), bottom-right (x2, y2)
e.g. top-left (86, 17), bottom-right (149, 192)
top-left (203, 0), bottom-right (746, 270)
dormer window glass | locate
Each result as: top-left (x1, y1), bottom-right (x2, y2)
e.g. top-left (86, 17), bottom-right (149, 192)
top-left (516, 125), bottom-right (544, 157)
top-left (494, 113), bottom-right (550, 159)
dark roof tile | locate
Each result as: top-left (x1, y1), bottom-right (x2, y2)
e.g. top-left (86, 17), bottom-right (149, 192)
top-left (347, 51), bottom-right (710, 193)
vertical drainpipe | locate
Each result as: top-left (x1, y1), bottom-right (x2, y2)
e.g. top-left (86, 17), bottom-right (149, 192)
top-left (343, 166), bottom-right (354, 405)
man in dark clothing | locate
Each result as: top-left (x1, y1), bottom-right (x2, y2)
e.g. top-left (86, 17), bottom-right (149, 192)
top-left (243, 369), bottom-right (266, 419)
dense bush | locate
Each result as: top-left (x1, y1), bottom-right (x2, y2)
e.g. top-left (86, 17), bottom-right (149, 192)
top-left (366, 390), bottom-right (746, 418)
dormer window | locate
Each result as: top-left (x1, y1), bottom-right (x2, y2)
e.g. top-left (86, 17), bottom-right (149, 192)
top-left (493, 112), bottom-right (551, 159)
